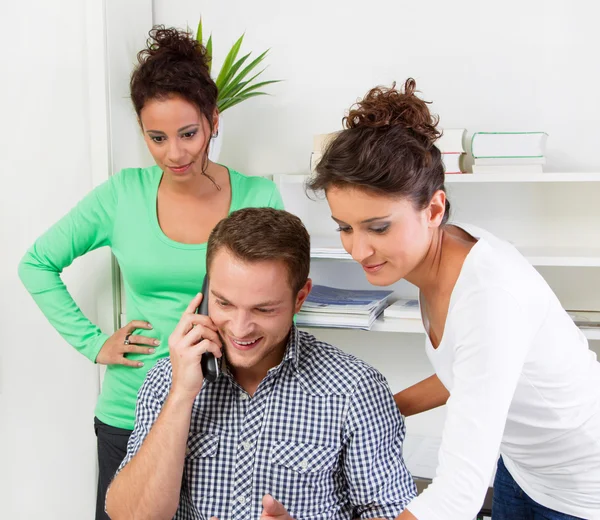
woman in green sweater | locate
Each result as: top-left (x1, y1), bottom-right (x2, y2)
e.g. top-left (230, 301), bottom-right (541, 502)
top-left (18, 26), bottom-right (283, 519)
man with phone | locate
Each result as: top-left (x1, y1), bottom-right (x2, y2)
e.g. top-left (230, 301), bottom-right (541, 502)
top-left (106, 208), bottom-right (416, 520)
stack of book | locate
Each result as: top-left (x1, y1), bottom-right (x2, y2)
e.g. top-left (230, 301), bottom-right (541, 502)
top-left (471, 132), bottom-right (548, 174)
top-left (383, 299), bottom-right (421, 321)
top-left (435, 128), bottom-right (467, 174)
top-left (310, 236), bottom-right (351, 260)
top-left (567, 310), bottom-right (600, 329)
top-left (310, 132), bottom-right (339, 175)
top-left (297, 284), bottom-right (393, 330)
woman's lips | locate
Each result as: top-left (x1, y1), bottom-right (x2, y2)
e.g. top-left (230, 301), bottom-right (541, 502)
top-left (362, 262), bottom-right (386, 273)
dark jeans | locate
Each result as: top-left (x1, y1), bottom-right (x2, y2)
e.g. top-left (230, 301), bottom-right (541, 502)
top-left (94, 417), bottom-right (132, 520)
top-left (492, 457), bottom-right (584, 520)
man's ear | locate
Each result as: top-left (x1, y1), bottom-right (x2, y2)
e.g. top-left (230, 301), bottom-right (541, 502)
top-left (294, 279), bottom-right (312, 314)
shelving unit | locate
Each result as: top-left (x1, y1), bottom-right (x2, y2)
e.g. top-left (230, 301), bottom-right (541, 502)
top-left (277, 172), bottom-right (600, 184)
top-left (302, 318), bottom-right (600, 341)
top-left (275, 172), bottom-right (600, 344)
top-left (445, 172), bottom-right (600, 183)
top-left (311, 243), bottom-right (600, 267)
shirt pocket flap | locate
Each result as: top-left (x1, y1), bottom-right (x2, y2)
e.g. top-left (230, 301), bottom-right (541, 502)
top-left (271, 440), bottom-right (338, 474)
top-left (186, 432), bottom-right (219, 459)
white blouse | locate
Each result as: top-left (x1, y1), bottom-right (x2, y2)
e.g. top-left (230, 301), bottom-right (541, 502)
top-left (406, 225), bottom-right (600, 520)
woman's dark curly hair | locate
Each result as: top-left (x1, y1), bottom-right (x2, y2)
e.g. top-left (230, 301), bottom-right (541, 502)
top-left (308, 78), bottom-right (450, 225)
top-left (130, 25), bottom-right (218, 133)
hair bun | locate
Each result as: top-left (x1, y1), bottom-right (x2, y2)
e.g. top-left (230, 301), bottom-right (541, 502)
top-left (142, 25), bottom-right (208, 66)
top-left (344, 78), bottom-right (441, 146)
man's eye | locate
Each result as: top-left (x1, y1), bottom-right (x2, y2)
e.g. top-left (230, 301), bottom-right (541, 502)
top-left (217, 300), bottom-right (230, 307)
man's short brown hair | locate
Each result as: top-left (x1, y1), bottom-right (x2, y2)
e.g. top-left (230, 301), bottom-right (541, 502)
top-left (206, 208), bottom-right (310, 294)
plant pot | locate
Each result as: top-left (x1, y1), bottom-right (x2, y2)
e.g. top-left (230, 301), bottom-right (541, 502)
top-left (208, 115), bottom-right (223, 163)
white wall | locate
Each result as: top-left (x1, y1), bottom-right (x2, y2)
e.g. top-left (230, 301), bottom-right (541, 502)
top-left (0, 1), bottom-right (104, 517)
top-left (153, 0), bottom-right (600, 439)
top-left (0, 0), bottom-right (151, 518)
top-left (154, 0), bottom-right (600, 175)
top-left (1, 3), bottom-right (593, 514)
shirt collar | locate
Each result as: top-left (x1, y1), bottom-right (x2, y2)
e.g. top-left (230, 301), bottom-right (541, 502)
top-left (281, 324), bottom-right (300, 372)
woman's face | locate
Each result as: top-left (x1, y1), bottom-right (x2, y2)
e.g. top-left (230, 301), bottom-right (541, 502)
top-left (326, 185), bottom-right (442, 286)
top-left (139, 95), bottom-right (217, 181)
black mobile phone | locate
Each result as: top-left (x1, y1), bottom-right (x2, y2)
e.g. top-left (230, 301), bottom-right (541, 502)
top-left (196, 276), bottom-right (220, 383)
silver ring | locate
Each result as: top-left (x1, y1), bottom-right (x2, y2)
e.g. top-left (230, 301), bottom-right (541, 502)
top-left (124, 333), bottom-right (132, 345)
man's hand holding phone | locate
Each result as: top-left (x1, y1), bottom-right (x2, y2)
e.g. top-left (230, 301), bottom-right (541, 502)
top-left (168, 292), bottom-right (222, 402)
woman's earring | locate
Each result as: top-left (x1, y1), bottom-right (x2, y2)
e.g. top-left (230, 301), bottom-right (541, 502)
top-left (212, 130), bottom-right (219, 138)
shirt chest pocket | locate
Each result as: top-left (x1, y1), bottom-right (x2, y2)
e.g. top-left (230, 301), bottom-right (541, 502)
top-left (185, 432), bottom-right (220, 500)
top-left (269, 440), bottom-right (339, 517)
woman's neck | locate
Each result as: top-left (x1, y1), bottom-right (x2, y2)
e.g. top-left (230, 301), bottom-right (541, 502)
top-left (161, 160), bottom-right (228, 198)
top-left (407, 225), bottom-right (476, 303)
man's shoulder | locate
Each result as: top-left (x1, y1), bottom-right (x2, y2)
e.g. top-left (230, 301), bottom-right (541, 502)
top-left (141, 357), bottom-right (173, 401)
top-left (295, 330), bottom-right (383, 397)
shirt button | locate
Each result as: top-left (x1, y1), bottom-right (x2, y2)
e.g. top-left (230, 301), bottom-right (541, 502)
top-left (242, 441), bottom-right (252, 450)
top-left (239, 393), bottom-right (248, 401)
top-left (237, 495), bottom-right (247, 505)
top-left (185, 447), bottom-right (191, 456)
top-left (300, 459), bottom-right (309, 470)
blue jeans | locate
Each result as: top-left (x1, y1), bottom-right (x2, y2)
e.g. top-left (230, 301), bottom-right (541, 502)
top-left (492, 457), bottom-right (584, 520)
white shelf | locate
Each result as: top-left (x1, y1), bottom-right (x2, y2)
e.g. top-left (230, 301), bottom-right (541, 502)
top-left (276, 172), bottom-right (600, 185)
top-left (445, 172), bottom-right (600, 183)
top-left (311, 245), bottom-right (600, 267)
top-left (517, 247), bottom-right (600, 267)
top-left (583, 328), bottom-right (600, 341)
top-left (302, 317), bottom-right (600, 340)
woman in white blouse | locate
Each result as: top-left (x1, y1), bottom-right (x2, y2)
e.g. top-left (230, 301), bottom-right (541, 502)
top-left (307, 78), bottom-right (600, 520)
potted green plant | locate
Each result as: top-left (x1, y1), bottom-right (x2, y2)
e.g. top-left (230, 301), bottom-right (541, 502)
top-left (196, 19), bottom-right (281, 161)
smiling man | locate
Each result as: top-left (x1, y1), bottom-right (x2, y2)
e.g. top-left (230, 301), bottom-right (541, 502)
top-left (105, 208), bottom-right (416, 520)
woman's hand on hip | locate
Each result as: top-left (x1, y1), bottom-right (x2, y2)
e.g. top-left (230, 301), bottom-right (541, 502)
top-left (96, 320), bottom-right (159, 367)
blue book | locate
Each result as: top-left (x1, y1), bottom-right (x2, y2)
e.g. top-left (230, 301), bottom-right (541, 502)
top-left (303, 285), bottom-right (393, 312)
top-left (298, 285), bottom-right (393, 329)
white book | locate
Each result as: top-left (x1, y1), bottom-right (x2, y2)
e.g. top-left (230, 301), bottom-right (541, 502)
top-left (474, 156), bottom-right (546, 166)
top-left (310, 152), bottom-right (322, 173)
top-left (441, 153), bottom-right (464, 174)
top-left (435, 128), bottom-right (466, 153)
top-left (471, 131), bottom-right (548, 158)
top-left (567, 310), bottom-right (600, 328)
top-left (472, 164), bottom-right (543, 174)
top-left (383, 299), bottom-right (421, 319)
top-left (313, 132), bottom-right (339, 153)
top-left (310, 236), bottom-right (350, 259)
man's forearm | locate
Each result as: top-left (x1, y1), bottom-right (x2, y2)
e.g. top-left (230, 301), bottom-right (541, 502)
top-left (106, 392), bottom-right (194, 520)
top-left (394, 374), bottom-right (449, 417)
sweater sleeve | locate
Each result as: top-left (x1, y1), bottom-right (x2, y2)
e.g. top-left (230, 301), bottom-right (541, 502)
top-left (267, 182), bottom-right (285, 210)
top-left (18, 173), bottom-right (122, 362)
top-left (407, 288), bottom-right (532, 520)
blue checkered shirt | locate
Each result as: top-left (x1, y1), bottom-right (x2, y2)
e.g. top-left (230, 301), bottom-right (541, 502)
top-left (119, 326), bottom-right (416, 519)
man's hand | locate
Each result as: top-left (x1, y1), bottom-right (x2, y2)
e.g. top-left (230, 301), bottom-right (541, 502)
top-left (208, 494), bottom-right (295, 520)
top-left (260, 495), bottom-right (295, 519)
top-left (168, 292), bottom-right (222, 402)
